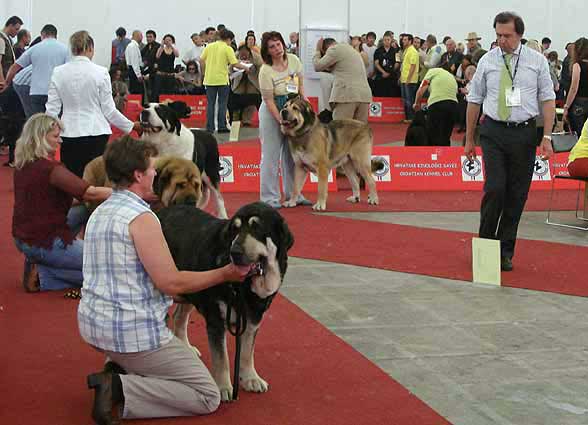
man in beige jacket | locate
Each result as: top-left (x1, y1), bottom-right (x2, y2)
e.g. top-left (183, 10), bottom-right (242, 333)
top-left (313, 38), bottom-right (372, 122)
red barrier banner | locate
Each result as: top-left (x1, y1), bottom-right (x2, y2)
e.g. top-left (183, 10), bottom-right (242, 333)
top-left (370, 146), bottom-right (576, 191)
top-left (368, 97), bottom-right (405, 123)
top-left (218, 144), bottom-right (337, 193)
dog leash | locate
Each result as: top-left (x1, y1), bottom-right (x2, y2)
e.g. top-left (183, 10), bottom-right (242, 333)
top-left (226, 283), bottom-right (248, 400)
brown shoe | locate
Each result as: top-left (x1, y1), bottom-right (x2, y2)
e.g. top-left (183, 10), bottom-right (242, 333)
top-left (87, 372), bottom-right (123, 425)
top-left (22, 260), bottom-right (40, 293)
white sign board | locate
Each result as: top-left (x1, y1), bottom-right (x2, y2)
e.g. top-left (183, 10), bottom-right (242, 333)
top-left (301, 27), bottom-right (349, 80)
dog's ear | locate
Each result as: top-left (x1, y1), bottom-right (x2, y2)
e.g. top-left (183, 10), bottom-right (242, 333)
top-left (153, 160), bottom-right (171, 197)
top-left (301, 99), bottom-right (316, 127)
top-left (275, 214), bottom-right (294, 252)
top-left (167, 101), bottom-right (191, 119)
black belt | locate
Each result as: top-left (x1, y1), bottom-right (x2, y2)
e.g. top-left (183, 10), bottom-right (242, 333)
top-left (487, 116), bottom-right (536, 128)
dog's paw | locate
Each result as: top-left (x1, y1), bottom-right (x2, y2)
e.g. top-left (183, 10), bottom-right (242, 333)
top-left (346, 195), bottom-right (360, 203)
top-left (312, 201), bottom-right (326, 211)
top-left (282, 199), bottom-right (297, 208)
top-left (218, 384), bottom-right (235, 402)
top-left (368, 194), bottom-right (379, 205)
top-left (240, 372), bottom-right (269, 393)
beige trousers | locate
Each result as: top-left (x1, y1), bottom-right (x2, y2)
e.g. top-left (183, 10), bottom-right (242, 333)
top-left (104, 336), bottom-right (220, 419)
top-left (332, 102), bottom-right (370, 122)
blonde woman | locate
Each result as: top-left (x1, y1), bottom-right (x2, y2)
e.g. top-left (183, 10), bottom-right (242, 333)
top-left (46, 30), bottom-right (141, 178)
top-left (12, 114), bottom-right (112, 293)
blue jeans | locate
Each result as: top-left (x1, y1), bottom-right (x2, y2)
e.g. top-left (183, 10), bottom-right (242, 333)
top-left (205, 85), bottom-right (230, 132)
top-left (401, 83), bottom-right (418, 120)
top-left (13, 83), bottom-right (33, 118)
top-left (14, 205), bottom-right (89, 291)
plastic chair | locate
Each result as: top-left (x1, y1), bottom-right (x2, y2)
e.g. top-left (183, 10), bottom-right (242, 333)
top-left (545, 132), bottom-right (588, 230)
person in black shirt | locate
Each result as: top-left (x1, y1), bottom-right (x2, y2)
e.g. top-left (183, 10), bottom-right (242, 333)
top-left (373, 31), bottom-right (400, 97)
top-left (439, 39), bottom-right (463, 75)
top-left (152, 34), bottom-right (179, 102)
top-left (141, 30), bottom-right (160, 102)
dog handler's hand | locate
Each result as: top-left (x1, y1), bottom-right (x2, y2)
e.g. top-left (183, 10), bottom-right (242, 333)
top-left (464, 140), bottom-right (477, 161)
top-left (223, 263), bottom-right (254, 282)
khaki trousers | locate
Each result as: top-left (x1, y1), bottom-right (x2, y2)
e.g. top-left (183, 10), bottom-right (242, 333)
top-left (104, 336), bottom-right (220, 419)
top-left (332, 102), bottom-right (370, 122)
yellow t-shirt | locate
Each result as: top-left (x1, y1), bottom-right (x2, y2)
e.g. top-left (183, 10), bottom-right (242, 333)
top-left (259, 53), bottom-right (303, 96)
top-left (569, 120), bottom-right (588, 163)
top-left (201, 41), bottom-right (238, 86)
top-left (400, 45), bottom-right (419, 84)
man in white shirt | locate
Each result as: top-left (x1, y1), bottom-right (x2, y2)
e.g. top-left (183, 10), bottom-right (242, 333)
top-left (183, 33), bottom-right (204, 67)
top-left (125, 30), bottom-right (144, 95)
top-left (362, 31), bottom-right (378, 89)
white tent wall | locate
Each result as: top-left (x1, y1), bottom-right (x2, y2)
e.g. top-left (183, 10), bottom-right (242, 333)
top-left (1, 1), bottom-right (585, 80)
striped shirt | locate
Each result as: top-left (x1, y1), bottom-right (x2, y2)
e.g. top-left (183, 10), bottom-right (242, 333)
top-left (78, 190), bottom-right (173, 353)
top-left (14, 65), bottom-right (32, 86)
top-left (467, 44), bottom-right (555, 123)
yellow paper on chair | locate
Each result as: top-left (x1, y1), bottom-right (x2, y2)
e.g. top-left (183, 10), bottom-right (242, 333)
top-left (472, 237), bottom-right (501, 286)
top-left (229, 121), bottom-right (241, 142)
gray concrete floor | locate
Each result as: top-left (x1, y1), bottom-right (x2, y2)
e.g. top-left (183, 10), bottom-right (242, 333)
top-left (280, 210), bottom-right (588, 425)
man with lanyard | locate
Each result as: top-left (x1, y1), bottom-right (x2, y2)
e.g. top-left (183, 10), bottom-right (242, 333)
top-left (465, 11), bottom-right (555, 272)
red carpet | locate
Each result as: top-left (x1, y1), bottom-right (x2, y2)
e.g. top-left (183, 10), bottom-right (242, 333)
top-left (279, 209), bottom-right (588, 297)
top-left (193, 189), bottom-right (579, 213)
top-left (0, 167), bottom-right (450, 423)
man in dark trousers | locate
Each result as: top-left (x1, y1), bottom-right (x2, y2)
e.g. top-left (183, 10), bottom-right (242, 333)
top-left (465, 11), bottom-right (555, 271)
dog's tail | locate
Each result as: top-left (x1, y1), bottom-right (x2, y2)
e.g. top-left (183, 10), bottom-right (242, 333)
top-left (371, 158), bottom-right (385, 173)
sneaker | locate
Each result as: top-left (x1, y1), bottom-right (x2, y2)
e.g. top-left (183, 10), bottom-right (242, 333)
top-left (296, 198), bottom-right (313, 206)
top-left (3, 161), bottom-right (15, 168)
top-left (500, 257), bottom-right (513, 272)
top-left (264, 200), bottom-right (282, 209)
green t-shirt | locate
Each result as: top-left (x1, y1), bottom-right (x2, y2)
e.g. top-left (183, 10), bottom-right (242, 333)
top-left (422, 68), bottom-right (458, 106)
top-left (201, 41), bottom-right (239, 86)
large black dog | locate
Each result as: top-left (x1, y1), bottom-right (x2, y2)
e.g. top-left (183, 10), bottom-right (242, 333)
top-left (140, 101), bottom-right (227, 217)
top-left (157, 202), bottom-right (294, 401)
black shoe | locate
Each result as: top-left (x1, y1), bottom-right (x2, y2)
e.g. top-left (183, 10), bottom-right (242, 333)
top-left (501, 257), bottom-right (513, 272)
top-left (217, 128), bottom-right (230, 134)
top-left (87, 372), bottom-right (123, 425)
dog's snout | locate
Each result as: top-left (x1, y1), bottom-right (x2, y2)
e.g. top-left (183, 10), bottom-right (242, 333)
top-left (280, 109), bottom-right (288, 120)
top-left (140, 110), bottom-right (149, 122)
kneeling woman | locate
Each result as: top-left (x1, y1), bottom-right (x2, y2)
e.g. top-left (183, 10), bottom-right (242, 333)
top-left (12, 114), bottom-right (112, 293)
top-left (568, 120), bottom-right (588, 178)
top-left (78, 136), bottom-right (252, 424)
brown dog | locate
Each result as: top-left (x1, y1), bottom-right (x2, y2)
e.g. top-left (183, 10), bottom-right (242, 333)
top-left (83, 156), bottom-right (203, 211)
top-left (280, 96), bottom-right (383, 211)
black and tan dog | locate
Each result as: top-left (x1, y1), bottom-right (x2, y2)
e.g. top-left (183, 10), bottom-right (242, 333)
top-left (280, 96), bottom-right (384, 211)
top-left (157, 202), bottom-right (294, 401)
top-left (83, 155), bottom-right (203, 212)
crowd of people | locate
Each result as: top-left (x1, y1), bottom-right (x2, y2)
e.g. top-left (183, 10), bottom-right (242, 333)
top-left (2, 10), bottom-right (588, 425)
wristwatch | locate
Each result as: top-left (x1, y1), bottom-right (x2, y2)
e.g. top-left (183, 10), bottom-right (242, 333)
top-left (543, 135), bottom-right (552, 141)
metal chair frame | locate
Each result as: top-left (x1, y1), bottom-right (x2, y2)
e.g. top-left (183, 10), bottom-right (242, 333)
top-left (545, 131), bottom-right (588, 230)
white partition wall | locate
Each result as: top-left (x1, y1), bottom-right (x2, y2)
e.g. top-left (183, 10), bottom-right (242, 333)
top-left (1, 1), bottom-right (585, 70)
top-left (299, 0), bottom-right (350, 97)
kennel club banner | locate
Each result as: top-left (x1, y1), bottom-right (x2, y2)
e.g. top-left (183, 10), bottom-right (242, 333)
top-left (217, 145), bottom-right (575, 192)
top-left (218, 145), bottom-right (337, 193)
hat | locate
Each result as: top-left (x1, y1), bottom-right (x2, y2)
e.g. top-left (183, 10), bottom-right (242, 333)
top-left (465, 32), bottom-right (482, 41)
